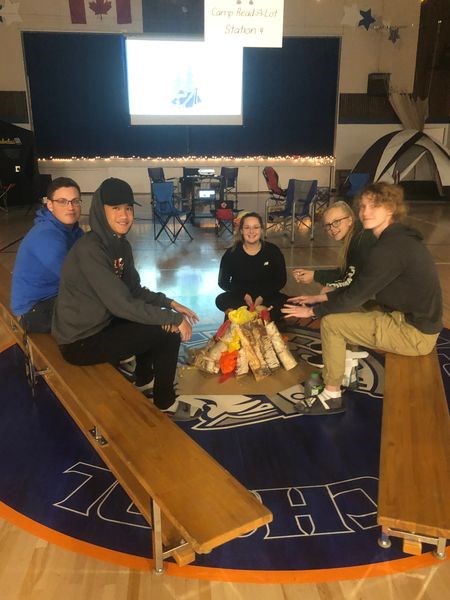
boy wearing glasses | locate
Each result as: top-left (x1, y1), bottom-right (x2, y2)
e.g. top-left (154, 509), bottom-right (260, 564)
top-left (11, 177), bottom-right (84, 332)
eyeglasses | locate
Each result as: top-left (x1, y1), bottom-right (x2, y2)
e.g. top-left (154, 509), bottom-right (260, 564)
top-left (324, 216), bottom-right (350, 231)
top-left (51, 198), bottom-right (82, 207)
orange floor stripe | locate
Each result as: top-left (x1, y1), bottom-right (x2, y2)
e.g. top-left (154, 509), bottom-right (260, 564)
top-left (1, 501), bottom-right (447, 583)
top-left (0, 340), bottom-right (15, 353)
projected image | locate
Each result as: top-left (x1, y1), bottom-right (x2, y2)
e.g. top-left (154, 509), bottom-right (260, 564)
top-left (125, 39), bottom-right (243, 125)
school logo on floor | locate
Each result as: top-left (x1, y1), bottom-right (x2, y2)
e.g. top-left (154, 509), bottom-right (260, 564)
top-left (1, 327), bottom-right (448, 580)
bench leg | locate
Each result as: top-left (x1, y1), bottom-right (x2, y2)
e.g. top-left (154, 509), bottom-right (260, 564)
top-left (151, 500), bottom-right (165, 574)
top-left (23, 335), bottom-right (49, 396)
top-left (434, 537), bottom-right (447, 560)
top-left (378, 526), bottom-right (447, 559)
top-left (151, 499), bottom-right (196, 572)
top-left (24, 333), bottom-right (38, 396)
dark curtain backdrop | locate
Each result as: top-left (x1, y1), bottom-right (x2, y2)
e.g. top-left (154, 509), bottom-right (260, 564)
top-left (23, 33), bottom-right (339, 158)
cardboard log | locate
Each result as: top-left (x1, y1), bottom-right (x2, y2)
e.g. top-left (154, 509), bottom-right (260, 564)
top-left (265, 321), bottom-right (297, 370)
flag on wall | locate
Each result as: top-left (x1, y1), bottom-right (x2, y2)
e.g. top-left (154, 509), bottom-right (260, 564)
top-left (68, 0), bottom-right (132, 25)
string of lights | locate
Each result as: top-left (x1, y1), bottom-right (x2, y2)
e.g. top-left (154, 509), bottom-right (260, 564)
top-left (38, 155), bottom-right (335, 166)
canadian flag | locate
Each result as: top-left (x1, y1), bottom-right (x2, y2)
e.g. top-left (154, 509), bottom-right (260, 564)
top-left (69, 0), bottom-right (132, 25)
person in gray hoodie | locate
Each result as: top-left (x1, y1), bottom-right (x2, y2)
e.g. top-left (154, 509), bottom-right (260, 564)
top-left (52, 177), bottom-right (198, 413)
top-left (282, 182), bottom-right (442, 415)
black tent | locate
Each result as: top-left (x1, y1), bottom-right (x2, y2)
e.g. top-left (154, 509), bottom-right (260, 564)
top-left (350, 129), bottom-right (450, 197)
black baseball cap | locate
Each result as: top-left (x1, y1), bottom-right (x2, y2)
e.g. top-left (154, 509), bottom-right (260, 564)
top-left (100, 178), bottom-right (141, 206)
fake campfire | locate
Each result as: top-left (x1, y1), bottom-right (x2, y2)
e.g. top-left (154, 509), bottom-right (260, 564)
top-left (192, 306), bottom-right (297, 382)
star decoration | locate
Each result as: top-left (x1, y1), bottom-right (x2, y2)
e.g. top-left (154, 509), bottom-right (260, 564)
top-left (341, 3), bottom-right (361, 27)
top-left (388, 26), bottom-right (400, 44)
top-left (359, 8), bottom-right (376, 31)
top-left (0, 0), bottom-right (22, 26)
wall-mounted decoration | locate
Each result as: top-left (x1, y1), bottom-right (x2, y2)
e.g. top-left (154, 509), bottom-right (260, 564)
top-left (68, 0), bottom-right (131, 25)
top-left (358, 8), bottom-right (376, 31)
top-left (340, 3), bottom-right (361, 27)
top-left (388, 26), bottom-right (400, 44)
top-left (341, 4), bottom-right (406, 45)
top-left (0, 0), bottom-right (22, 26)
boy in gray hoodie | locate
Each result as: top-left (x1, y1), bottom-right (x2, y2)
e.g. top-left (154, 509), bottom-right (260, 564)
top-left (52, 177), bottom-right (198, 413)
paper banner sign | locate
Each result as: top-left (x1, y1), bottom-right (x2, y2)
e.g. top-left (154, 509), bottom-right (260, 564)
top-left (205, 0), bottom-right (284, 48)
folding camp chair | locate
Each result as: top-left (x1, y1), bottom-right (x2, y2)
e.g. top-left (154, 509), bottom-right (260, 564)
top-left (342, 172), bottom-right (370, 200)
top-left (180, 167), bottom-right (200, 201)
top-left (152, 181), bottom-right (193, 242)
top-left (0, 180), bottom-right (15, 213)
top-left (265, 179), bottom-right (318, 242)
top-left (148, 167), bottom-right (166, 184)
top-left (262, 166), bottom-right (287, 200)
top-left (148, 168), bottom-right (182, 203)
top-left (214, 199), bottom-right (235, 236)
top-left (219, 167), bottom-right (239, 207)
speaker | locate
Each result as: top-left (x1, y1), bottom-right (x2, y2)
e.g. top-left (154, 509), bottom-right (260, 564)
top-left (367, 73), bottom-right (390, 96)
top-left (142, 0), bottom-right (204, 36)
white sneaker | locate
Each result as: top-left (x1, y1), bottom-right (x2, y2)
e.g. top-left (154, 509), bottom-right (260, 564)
top-left (345, 350), bottom-right (369, 360)
top-left (120, 355), bottom-right (136, 370)
top-left (163, 399), bottom-right (201, 422)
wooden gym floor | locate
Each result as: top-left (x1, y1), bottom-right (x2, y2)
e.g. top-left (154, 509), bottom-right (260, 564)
top-left (0, 193), bottom-right (449, 599)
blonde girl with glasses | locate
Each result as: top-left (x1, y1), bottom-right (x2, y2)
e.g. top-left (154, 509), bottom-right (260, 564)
top-left (215, 211), bottom-right (288, 322)
top-left (293, 201), bottom-right (376, 296)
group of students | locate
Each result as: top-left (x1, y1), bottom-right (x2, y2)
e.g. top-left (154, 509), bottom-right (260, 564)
top-left (11, 176), bottom-right (443, 418)
top-left (11, 177), bottom-right (198, 416)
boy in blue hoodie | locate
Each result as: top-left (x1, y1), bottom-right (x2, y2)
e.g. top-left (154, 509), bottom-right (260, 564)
top-left (11, 177), bottom-right (84, 332)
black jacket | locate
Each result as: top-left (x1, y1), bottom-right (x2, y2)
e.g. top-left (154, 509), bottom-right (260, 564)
top-left (314, 223), bottom-right (443, 334)
top-left (218, 241), bottom-right (287, 301)
top-left (314, 223), bottom-right (377, 289)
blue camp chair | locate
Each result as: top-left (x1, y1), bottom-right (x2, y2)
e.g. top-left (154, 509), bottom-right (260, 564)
top-left (151, 181), bottom-right (192, 242)
top-left (343, 172), bottom-right (370, 200)
top-left (265, 179), bottom-right (318, 241)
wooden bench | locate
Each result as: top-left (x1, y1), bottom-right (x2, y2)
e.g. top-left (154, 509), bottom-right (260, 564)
top-left (0, 264), bottom-right (272, 572)
top-left (378, 351), bottom-right (450, 559)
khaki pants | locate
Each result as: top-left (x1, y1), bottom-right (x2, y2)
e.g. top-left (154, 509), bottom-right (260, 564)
top-left (321, 311), bottom-right (439, 386)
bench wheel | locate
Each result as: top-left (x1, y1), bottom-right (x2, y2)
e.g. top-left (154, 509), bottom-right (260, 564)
top-left (378, 532), bottom-right (391, 549)
top-left (433, 538), bottom-right (447, 560)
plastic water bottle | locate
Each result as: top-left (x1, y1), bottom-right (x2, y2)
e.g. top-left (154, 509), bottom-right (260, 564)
top-left (304, 371), bottom-right (323, 397)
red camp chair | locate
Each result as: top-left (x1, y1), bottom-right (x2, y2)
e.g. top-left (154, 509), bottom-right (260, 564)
top-left (262, 166), bottom-right (287, 200)
top-left (214, 199), bottom-right (235, 236)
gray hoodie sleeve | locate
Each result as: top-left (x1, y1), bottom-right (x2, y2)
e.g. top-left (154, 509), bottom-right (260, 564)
top-left (78, 241), bottom-right (183, 326)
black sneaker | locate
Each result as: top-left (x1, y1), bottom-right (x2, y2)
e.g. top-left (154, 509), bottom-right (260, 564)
top-left (305, 354), bottom-right (324, 368)
top-left (135, 379), bottom-right (154, 399)
top-left (117, 366), bottom-right (136, 383)
top-left (309, 341), bottom-right (322, 352)
top-left (119, 355), bottom-right (136, 375)
top-left (295, 394), bottom-right (345, 415)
